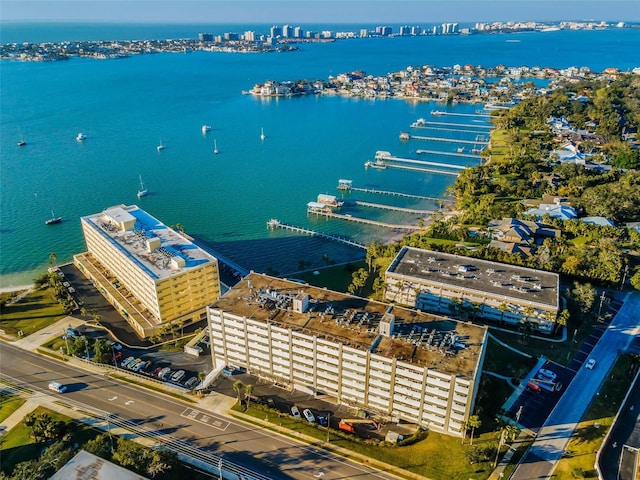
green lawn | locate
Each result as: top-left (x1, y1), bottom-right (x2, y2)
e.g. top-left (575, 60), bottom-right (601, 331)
top-left (0, 288), bottom-right (65, 337)
top-left (0, 393), bottom-right (26, 423)
top-left (233, 402), bottom-right (500, 480)
top-left (553, 355), bottom-right (635, 479)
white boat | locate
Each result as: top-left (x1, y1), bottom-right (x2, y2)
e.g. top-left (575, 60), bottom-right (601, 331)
top-left (17, 129), bottom-right (26, 146)
top-left (213, 139), bottom-right (219, 155)
top-left (202, 125), bottom-right (211, 133)
top-left (137, 175), bottom-right (147, 198)
top-left (157, 137), bottom-right (165, 151)
top-left (45, 209), bottom-right (62, 225)
top-left (260, 127), bottom-right (265, 141)
top-left (431, 110), bottom-right (446, 116)
top-left (76, 132), bottom-right (87, 141)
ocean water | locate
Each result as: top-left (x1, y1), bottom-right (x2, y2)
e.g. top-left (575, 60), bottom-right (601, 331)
top-left (1, 23), bottom-right (639, 287)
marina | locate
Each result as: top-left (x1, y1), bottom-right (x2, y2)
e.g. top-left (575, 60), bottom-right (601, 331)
top-left (267, 219), bottom-right (366, 249)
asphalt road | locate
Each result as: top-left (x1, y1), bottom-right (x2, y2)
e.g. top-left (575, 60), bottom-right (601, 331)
top-left (511, 291), bottom-right (640, 480)
top-left (0, 342), bottom-right (399, 480)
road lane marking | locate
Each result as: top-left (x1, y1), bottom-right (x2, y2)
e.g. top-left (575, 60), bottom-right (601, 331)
top-left (109, 396), bottom-right (118, 401)
top-left (181, 408), bottom-right (230, 431)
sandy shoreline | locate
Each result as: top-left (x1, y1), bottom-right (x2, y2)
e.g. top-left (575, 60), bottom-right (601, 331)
top-left (0, 284), bottom-right (33, 294)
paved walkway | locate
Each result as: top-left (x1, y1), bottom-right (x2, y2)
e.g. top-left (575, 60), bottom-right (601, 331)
top-left (12, 315), bottom-right (85, 351)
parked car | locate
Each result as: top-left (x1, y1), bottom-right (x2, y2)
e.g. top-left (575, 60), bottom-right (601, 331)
top-left (158, 367), bottom-right (172, 381)
top-left (184, 377), bottom-right (199, 389)
top-left (66, 327), bottom-right (80, 338)
top-left (317, 415), bottom-right (328, 427)
top-left (127, 358), bottom-right (142, 370)
top-left (537, 368), bottom-right (557, 381)
top-left (151, 367), bottom-right (163, 378)
top-left (110, 342), bottom-right (123, 351)
top-left (585, 359), bottom-right (596, 370)
top-left (290, 405), bottom-right (301, 419)
top-left (303, 409), bottom-right (315, 423)
top-left (170, 370), bottom-right (186, 383)
top-left (527, 380), bottom-right (542, 392)
top-left (112, 351), bottom-right (123, 363)
top-left (121, 356), bottom-right (136, 368)
top-left (132, 360), bottom-right (151, 372)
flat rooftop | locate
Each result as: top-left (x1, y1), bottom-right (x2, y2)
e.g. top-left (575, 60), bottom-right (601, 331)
top-left (388, 247), bottom-right (559, 309)
top-left (211, 272), bottom-right (486, 378)
top-left (82, 204), bottom-right (217, 281)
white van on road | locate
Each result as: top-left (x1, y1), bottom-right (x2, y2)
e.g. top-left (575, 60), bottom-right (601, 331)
top-left (48, 381), bottom-right (67, 393)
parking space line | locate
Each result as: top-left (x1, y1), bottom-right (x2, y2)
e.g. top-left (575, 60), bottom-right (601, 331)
top-left (180, 408), bottom-right (230, 431)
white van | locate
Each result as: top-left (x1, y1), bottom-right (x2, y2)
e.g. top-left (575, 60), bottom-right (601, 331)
top-left (48, 381), bottom-right (67, 393)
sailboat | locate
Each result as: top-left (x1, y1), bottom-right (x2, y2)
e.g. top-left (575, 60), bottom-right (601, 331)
top-left (45, 210), bottom-right (62, 225)
top-left (17, 130), bottom-right (26, 147)
top-left (213, 139), bottom-right (219, 155)
top-left (157, 137), bottom-right (166, 151)
top-left (137, 175), bottom-right (148, 198)
top-left (260, 127), bottom-right (265, 141)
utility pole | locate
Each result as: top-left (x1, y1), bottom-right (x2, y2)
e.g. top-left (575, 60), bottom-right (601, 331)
top-left (326, 413), bottom-right (331, 443)
top-left (597, 290), bottom-right (606, 322)
top-left (620, 265), bottom-right (629, 290)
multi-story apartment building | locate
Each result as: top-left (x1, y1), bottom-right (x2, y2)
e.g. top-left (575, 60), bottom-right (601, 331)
top-left (207, 272), bottom-right (487, 437)
top-left (75, 204), bottom-right (220, 338)
top-left (384, 247), bottom-right (560, 333)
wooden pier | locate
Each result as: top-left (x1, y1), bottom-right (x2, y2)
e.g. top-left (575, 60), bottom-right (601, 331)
top-left (351, 200), bottom-right (434, 215)
top-left (437, 112), bottom-right (492, 118)
top-left (410, 135), bottom-right (488, 145)
top-left (376, 163), bottom-right (460, 176)
top-left (415, 149), bottom-right (482, 159)
top-left (308, 211), bottom-right (424, 232)
top-left (411, 124), bottom-right (493, 134)
top-left (348, 186), bottom-right (444, 202)
top-left (377, 152), bottom-right (473, 165)
top-left (411, 120), bottom-right (492, 130)
top-left (267, 219), bottom-right (365, 249)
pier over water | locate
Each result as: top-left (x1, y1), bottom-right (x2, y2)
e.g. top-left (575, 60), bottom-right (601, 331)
top-left (267, 219), bottom-right (366, 249)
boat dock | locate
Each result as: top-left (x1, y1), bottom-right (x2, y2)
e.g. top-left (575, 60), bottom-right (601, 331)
top-left (410, 135), bottom-right (488, 145)
top-left (267, 219), bottom-right (365, 249)
top-left (415, 149), bottom-right (482, 159)
top-left (350, 200), bottom-right (434, 215)
top-left (436, 112), bottom-right (492, 118)
top-left (411, 120), bottom-right (492, 130)
top-left (381, 163), bottom-right (460, 176)
top-left (377, 151), bottom-right (471, 166)
top-left (308, 210), bottom-right (423, 232)
top-left (347, 186), bottom-right (444, 202)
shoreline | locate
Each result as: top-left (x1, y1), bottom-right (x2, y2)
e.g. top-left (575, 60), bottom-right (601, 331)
top-left (0, 284), bottom-right (33, 294)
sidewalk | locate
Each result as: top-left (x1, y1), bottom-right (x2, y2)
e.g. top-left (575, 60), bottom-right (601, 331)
top-left (12, 315), bottom-right (85, 351)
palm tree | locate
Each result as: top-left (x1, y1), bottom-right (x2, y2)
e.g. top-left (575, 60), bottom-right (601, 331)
top-left (468, 415), bottom-right (481, 446)
top-left (232, 380), bottom-right (244, 404)
top-left (245, 384), bottom-right (254, 407)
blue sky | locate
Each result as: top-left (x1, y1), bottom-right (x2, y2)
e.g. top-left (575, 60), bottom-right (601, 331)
top-left (2, 0), bottom-right (640, 23)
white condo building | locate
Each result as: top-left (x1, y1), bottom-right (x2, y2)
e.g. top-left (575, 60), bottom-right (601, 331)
top-left (75, 204), bottom-right (221, 338)
top-left (208, 273), bottom-right (487, 437)
top-left (384, 247), bottom-right (560, 333)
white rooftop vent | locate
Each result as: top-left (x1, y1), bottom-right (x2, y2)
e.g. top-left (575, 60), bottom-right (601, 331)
top-left (170, 256), bottom-right (185, 269)
top-left (292, 292), bottom-right (309, 313)
top-left (146, 236), bottom-right (161, 252)
top-left (379, 312), bottom-right (395, 337)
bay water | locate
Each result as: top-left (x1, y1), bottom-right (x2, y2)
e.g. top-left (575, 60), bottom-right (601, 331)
top-left (1, 23), bottom-right (639, 287)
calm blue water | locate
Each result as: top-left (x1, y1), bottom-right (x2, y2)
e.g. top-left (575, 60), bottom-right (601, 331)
top-left (1, 23), bottom-right (639, 287)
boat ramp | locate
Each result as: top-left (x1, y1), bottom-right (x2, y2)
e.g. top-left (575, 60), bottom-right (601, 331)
top-left (267, 219), bottom-right (365, 249)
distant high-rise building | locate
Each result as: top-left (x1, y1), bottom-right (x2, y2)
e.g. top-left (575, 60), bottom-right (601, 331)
top-left (411, 26), bottom-right (423, 36)
top-left (376, 25), bottom-right (392, 36)
top-left (399, 25), bottom-right (410, 36)
top-left (452, 23), bottom-right (458, 33)
top-left (321, 30), bottom-right (333, 39)
top-left (243, 31), bottom-right (256, 42)
top-left (282, 24), bottom-right (293, 38)
top-left (224, 32), bottom-right (239, 41)
top-left (270, 25), bottom-right (282, 38)
top-left (293, 26), bottom-right (304, 38)
top-left (359, 28), bottom-right (369, 38)
top-left (198, 33), bottom-right (213, 41)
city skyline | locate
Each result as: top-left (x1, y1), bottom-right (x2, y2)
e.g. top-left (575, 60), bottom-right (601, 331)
top-left (2, 0), bottom-right (640, 24)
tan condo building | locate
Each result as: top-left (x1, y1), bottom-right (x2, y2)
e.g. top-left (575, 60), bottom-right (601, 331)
top-left (75, 204), bottom-right (221, 338)
top-left (384, 247), bottom-right (560, 334)
top-left (207, 272), bottom-right (487, 437)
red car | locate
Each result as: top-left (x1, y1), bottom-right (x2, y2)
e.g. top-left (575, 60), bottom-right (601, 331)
top-left (527, 380), bottom-right (542, 392)
top-left (150, 367), bottom-right (163, 378)
top-left (112, 351), bottom-right (123, 363)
